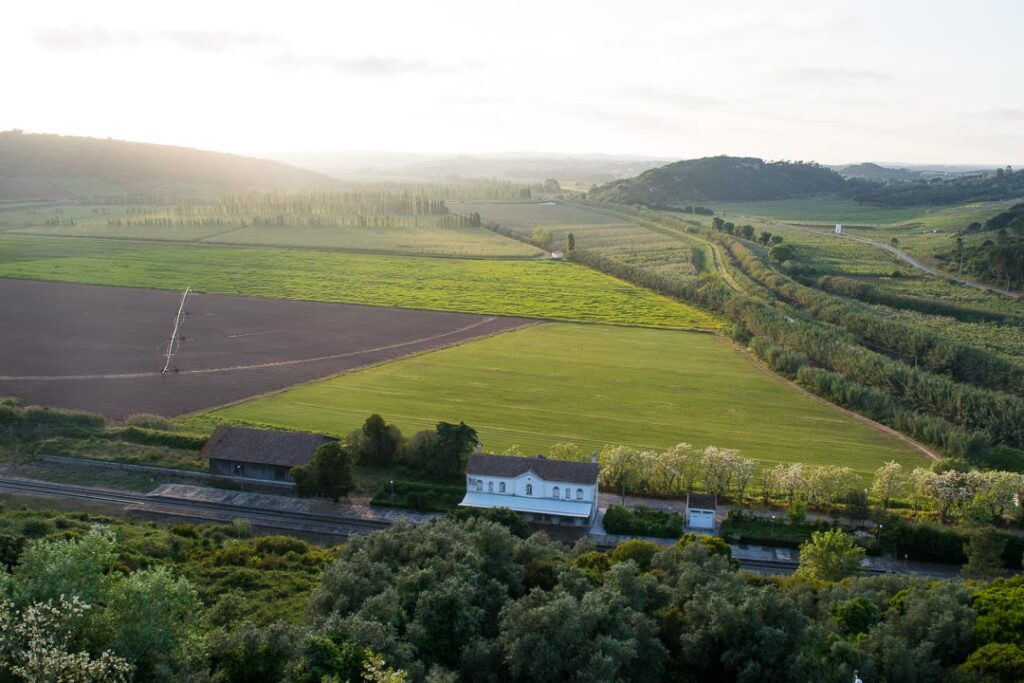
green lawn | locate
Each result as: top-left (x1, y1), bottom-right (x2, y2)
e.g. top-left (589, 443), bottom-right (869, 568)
top-left (0, 235), bottom-right (717, 330)
top-left (188, 323), bottom-right (927, 477)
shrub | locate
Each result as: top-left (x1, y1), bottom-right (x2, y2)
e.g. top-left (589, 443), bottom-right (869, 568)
top-left (603, 505), bottom-right (682, 538)
top-left (608, 539), bottom-right (660, 570)
top-left (124, 413), bottom-right (174, 431)
top-left (110, 426), bottom-right (207, 450)
top-left (370, 480), bottom-right (464, 512)
top-left (448, 507), bottom-right (531, 538)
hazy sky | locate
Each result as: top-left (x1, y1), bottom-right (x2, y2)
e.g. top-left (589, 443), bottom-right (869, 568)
top-left (4, 1), bottom-right (1023, 164)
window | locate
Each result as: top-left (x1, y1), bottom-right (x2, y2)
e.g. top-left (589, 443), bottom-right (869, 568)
top-left (475, 479), bottom-right (482, 491)
top-left (499, 482), bottom-right (506, 493)
top-left (525, 484), bottom-right (533, 495)
top-left (576, 488), bottom-right (583, 500)
top-left (552, 486), bottom-right (560, 498)
top-left (488, 481), bottom-right (493, 493)
top-left (564, 488), bottom-right (571, 500)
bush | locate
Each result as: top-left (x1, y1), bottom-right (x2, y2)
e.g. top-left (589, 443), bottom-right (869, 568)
top-left (124, 413), bottom-right (174, 431)
top-left (608, 539), bottom-right (660, 571)
top-left (603, 505), bottom-right (682, 538)
top-left (110, 426), bottom-right (207, 450)
top-left (370, 480), bottom-right (465, 512)
top-left (448, 507), bottom-right (531, 538)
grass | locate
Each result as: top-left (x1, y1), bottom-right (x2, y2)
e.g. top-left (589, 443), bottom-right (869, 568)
top-left (455, 201), bottom-right (704, 278)
top-left (188, 323), bottom-right (927, 478)
top-left (8, 205), bottom-right (539, 258)
top-left (0, 235), bottom-right (717, 330)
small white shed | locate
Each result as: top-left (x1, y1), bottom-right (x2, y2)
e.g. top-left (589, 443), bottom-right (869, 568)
top-left (686, 492), bottom-right (718, 530)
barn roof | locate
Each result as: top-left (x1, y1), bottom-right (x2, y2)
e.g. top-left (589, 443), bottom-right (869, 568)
top-left (466, 453), bottom-right (599, 484)
top-left (200, 426), bottom-right (335, 468)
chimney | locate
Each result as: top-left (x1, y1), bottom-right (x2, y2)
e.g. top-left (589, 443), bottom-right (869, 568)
top-left (591, 450), bottom-right (598, 464)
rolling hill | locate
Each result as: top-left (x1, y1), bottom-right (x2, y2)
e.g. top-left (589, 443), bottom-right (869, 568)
top-left (0, 130), bottom-right (337, 201)
top-left (588, 155), bottom-right (849, 205)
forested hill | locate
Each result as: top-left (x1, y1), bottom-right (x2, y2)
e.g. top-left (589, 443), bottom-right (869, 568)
top-left (847, 166), bottom-right (1024, 207)
top-left (588, 156), bottom-right (849, 204)
top-left (0, 131), bottom-right (338, 200)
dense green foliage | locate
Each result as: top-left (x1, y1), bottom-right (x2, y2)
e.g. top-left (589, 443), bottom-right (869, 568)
top-left (2, 502), bottom-right (1022, 681)
top-left (849, 167), bottom-right (1024, 206)
top-left (291, 441), bottom-right (355, 502)
top-left (590, 156), bottom-right (850, 204)
top-left (370, 480), bottom-right (465, 512)
top-left (602, 505), bottom-right (683, 538)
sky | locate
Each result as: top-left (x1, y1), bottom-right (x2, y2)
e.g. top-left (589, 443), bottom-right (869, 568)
top-left (4, 0), bottom-right (1023, 164)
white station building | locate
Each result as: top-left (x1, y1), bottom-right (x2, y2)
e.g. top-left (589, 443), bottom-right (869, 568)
top-left (460, 453), bottom-right (600, 527)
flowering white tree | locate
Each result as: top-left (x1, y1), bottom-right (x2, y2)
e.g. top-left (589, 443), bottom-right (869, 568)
top-left (870, 461), bottom-right (905, 510)
top-left (598, 445), bottom-right (640, 503)
top-left (771, 463), bottom-right (804, 504)
top-left (732, 456), bottom-right (757, 508)
top-left (0, 596), bottom-right (133, 683)
top-left (634, 450), bottom-right (661, 494)
top-left (701, 446), bottom-right (738, 496)
top-left (908, 467), bottom-right (936, 517)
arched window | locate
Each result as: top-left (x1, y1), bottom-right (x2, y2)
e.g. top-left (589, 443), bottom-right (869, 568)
top-left (488, 481), bottom-right (494, 493)
top-left (525, 484), bottom-right (533, 495)
top-left (475, 479), bottom-right (482, 491)
top-left (564, 488), bottom-right (571, 500)
top-left (552, 486), bottom-right (560, 498)
top-left (499, 482), bottom-right (506, 493)
top-left (576, 488), bottom-right (583, 500)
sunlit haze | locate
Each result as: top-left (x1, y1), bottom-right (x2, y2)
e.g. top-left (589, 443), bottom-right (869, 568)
top-left (5, 0), bottom-right (1024, 163)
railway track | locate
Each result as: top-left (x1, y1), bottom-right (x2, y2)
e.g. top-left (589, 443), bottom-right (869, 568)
top-left (0, 476), bottom-right (393, 540)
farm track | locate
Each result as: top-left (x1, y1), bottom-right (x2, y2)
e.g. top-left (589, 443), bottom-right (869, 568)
top-left (0, 315), bottom-right (505, 381)
top-left (0, 476), bottom-right (393, 540)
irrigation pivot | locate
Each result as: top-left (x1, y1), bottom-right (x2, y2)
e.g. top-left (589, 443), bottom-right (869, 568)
top-left (161, 286), bottom-right (192, 374)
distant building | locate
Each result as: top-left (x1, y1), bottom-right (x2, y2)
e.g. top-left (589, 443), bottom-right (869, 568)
top-left (460, 453), bottom-right (600, 527)
top-left (686, 492), bottom-right (718, 530)
top-left (201, 426), bottom-right (336, 482)
top-left (835, 224), bottom-right (843, 234)
top-left (550, 249), bottom-right (565, 260)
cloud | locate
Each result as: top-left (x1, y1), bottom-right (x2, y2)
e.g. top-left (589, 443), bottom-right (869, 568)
top-left (32, 26), bottom-right (280, 53)
top-left (986, 107), bottom-right (1024, 120)
top-left (266, 52), bottom-right (468, 77)
top-left (615, 85), bottom-right (724, 109)
top-left (782, 67), bottom-right (891, 84)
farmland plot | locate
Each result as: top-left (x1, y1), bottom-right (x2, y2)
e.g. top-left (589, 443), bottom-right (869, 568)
top-left (196, 323), bottom-right (926, 477)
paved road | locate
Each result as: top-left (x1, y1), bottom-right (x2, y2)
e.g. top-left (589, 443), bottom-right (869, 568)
top-left (787, 224), bottom-right (1021, 299)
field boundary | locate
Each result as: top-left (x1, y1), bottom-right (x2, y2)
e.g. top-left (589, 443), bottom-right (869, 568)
top-left (718, 336), bottom-right (938, 462)
top-left (7, 228), bottom-right (541, 261)
top-left (176, 320), bottom-right (545, 425)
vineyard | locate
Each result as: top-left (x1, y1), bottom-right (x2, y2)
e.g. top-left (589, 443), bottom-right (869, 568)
top-left (454, 201), bottom-right (706, 278)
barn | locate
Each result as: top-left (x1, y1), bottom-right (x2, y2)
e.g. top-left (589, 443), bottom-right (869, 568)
top-left (201, 426), bottom-right (336, 482)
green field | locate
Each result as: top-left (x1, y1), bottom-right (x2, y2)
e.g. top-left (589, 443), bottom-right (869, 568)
top-left (455, 201), bottom-right (705, 278)
top-left (188, 323), bottom-right (927, 477)
top-left (0, 235), bottom-right (717, 329)
top-left (5, 205), bottom-right (540, 258)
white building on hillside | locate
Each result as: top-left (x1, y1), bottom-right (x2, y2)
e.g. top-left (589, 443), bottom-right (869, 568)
top-left (460, 453), bottom-right (600, 527)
